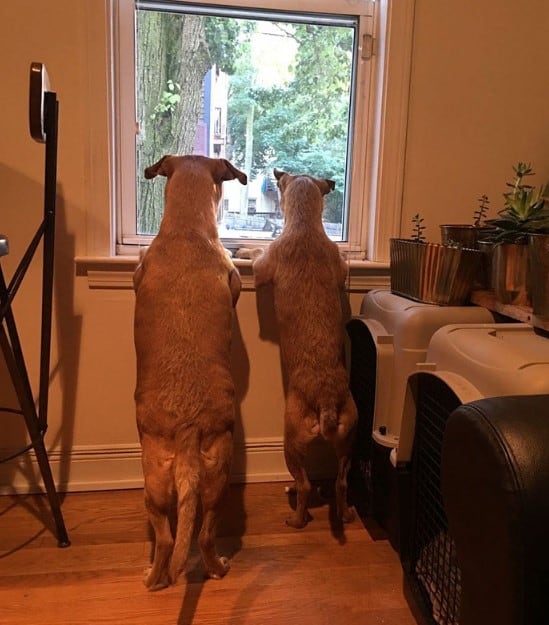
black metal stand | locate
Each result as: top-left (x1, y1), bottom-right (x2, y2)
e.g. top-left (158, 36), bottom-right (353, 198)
top-left (0, 89), bottom-right (70, 547)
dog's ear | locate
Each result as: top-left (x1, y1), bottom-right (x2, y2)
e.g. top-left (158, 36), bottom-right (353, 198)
top-left (214, 159), bottom-right (248, 186)
top-left (273, 168), bottom-right (287, 182)
top-left (274, 168), bottom-right (291, 193)
top-left (318, 178), bottom-right (336, 196)
top-left (144, 155), bottom-right (173, 179)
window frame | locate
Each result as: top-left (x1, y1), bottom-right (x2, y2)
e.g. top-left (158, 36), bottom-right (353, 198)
top-left (109, 0), bottom-right (415, 263)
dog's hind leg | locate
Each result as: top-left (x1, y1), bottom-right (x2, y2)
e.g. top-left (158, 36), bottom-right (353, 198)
top-left (333, 395), bottom-right (358, 524)
top-left (334, 442), bottom-right (355, 524)
top-left (283, 392), bottom-right (317, 529)
top-left (141, 435), bottom-right (175, 591)
top-left (198, 429), bottom-right (233, 579)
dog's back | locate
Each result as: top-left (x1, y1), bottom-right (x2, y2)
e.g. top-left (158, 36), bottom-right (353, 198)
top-left (134, 155), bottom-right (246, 588)
top-left (253, 170), bottom-right (357, 528)
top-left (134, 234), bottom-right (236, 426)
top-left (254, 174), bottom-right (350, 426)
top-left (135, 156), bottom-right (243, 426)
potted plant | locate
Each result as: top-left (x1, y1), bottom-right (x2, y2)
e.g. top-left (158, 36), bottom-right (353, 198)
top-left (439, 194), bottom-right (495, 249)
top-left (485, 162), bottom-right (549, 306)
top-left (390, 214), bottom-right (482, 305)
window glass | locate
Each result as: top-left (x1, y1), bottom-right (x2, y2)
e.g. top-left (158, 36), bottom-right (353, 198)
top-left (134, 2), bottom-right (358, 242)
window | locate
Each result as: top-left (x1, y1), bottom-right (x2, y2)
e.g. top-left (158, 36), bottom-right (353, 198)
top-left (112, 0), bottom-right (413, 261)
top-left (247, 198), bottom-right (257, 215)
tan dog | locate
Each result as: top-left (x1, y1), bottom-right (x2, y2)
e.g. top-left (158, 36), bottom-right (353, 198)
top-left (133, 154), bottom-right (247, 590)
top-left (253, 169), bottom-right (358, 528)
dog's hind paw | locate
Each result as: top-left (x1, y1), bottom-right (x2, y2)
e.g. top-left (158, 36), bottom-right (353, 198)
top-left (143, 566), bottom-right (170, 591)
top-left (285, 512), bottom-right (311, 529)
top-left (340, 506), bottom-right (356, 524)
top-left (207, 556), bottom-right (231, 580)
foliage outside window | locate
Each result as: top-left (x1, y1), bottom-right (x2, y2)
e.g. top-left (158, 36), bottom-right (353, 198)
top-left (131, 1), bottom-right (363, 244)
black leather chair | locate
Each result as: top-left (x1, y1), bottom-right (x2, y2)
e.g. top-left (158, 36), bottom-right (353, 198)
top-left (441, 395), bottom-right (549, 625)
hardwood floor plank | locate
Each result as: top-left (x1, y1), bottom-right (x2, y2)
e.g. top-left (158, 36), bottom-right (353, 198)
top-left (0, 482), bottom-right (419, 625)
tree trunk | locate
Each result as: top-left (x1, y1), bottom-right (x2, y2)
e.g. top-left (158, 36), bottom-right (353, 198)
top-left (136, 12), bottom-right (211, 234)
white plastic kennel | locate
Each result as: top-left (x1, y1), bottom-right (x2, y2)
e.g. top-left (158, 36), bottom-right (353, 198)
top-left (397, 322), bottom-right (549, 465)
top-left (398, 322), bottom-right (549, 625)
top-left (346, 290), bottom-right (494, 550)
top-left (347, 289), bottom-right (494, 452)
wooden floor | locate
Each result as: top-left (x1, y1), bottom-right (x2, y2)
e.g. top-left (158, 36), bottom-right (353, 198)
top-left (0, 482), bottom-right (419, 625)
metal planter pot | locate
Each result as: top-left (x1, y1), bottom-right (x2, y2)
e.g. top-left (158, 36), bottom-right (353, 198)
top-left (439, 224), bottom-right (496, 250)
top-left (390, 238), bottom-right (482, 306)
top-left (528, 233), bottom-right (549, 318)
top-left (491, 242), bottom-right (530, 307)
top-left (477, 240), bottom-right (494, 290)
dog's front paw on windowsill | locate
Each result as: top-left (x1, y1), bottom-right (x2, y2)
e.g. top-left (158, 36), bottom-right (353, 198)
top-left (234, 247), bottom-right (264, 261)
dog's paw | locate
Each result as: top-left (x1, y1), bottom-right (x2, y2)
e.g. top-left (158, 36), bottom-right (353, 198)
top-left (235, 247), bottom-right (264, 260)
top-left (340, 506), bottom-right (356, 524)
top-left (285, 513), bottom-right (310, 530)
top-left (143, 566), bottom-right (170, 591)
top-left (316, 483), bottom-right (331, 500)
top-left (208, 556), bottom-right (231, 580)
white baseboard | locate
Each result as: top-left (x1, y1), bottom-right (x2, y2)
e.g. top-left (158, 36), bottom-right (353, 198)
top-left (0, 436), bottom-right (342, 494)
top-left (0, 443), bottom-right (145, 494)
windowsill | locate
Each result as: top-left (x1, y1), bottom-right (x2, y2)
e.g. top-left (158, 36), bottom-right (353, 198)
top-left (74, 255), bottom-right (390, 291)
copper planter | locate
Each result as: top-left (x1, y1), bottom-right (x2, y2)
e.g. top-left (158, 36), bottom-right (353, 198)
top-left (390, 238), bottom-right (482, 306)
top-left (491, 242), bottom-right (530, 307)
top-left (439, 224), bottom-right (496, 250)
top-left (528, 233), bottom-right (549, 318)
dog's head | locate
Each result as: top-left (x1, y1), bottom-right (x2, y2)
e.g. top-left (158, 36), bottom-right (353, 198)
top-left (145, 155), bottom-right (247, 185)
top-left (273, 169), bottom-right (335, 222)
top-left (145, 155), bottom-right (247, 210)
top-left (273, 168), bottom-right (335, 197)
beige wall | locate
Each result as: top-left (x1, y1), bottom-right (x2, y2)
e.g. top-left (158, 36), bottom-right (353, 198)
top-left (1, 0), bottom-right (548, 492)
top-left (403, 0), bottom-right (549, 240)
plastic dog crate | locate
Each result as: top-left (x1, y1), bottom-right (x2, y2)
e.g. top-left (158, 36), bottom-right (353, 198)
top-left (346, 289), bottom-right (493, 545)
top-left (399, 323), bottom-right (549, 625)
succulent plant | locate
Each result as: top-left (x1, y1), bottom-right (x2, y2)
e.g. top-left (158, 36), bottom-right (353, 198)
top-left (411, 213), bottom-right (426, 242)
top-left (473, 194), bottom-right (490, 227)
top-left (486, 162), bottom-right (549, 244)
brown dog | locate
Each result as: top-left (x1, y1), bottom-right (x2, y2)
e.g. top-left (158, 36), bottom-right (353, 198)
top-left (253, 169), bottom-right (358, 528)
top-left (133, 155), bottom-right (247, 590)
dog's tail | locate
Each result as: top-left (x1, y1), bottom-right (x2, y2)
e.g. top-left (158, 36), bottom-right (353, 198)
top-left (319, 406), bottom-right (339, 439)
top-left (168, 430), bottom-right (200, 585)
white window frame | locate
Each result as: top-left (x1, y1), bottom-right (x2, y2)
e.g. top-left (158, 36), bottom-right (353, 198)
top-left (109, 0), bottom-right (415, 263)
